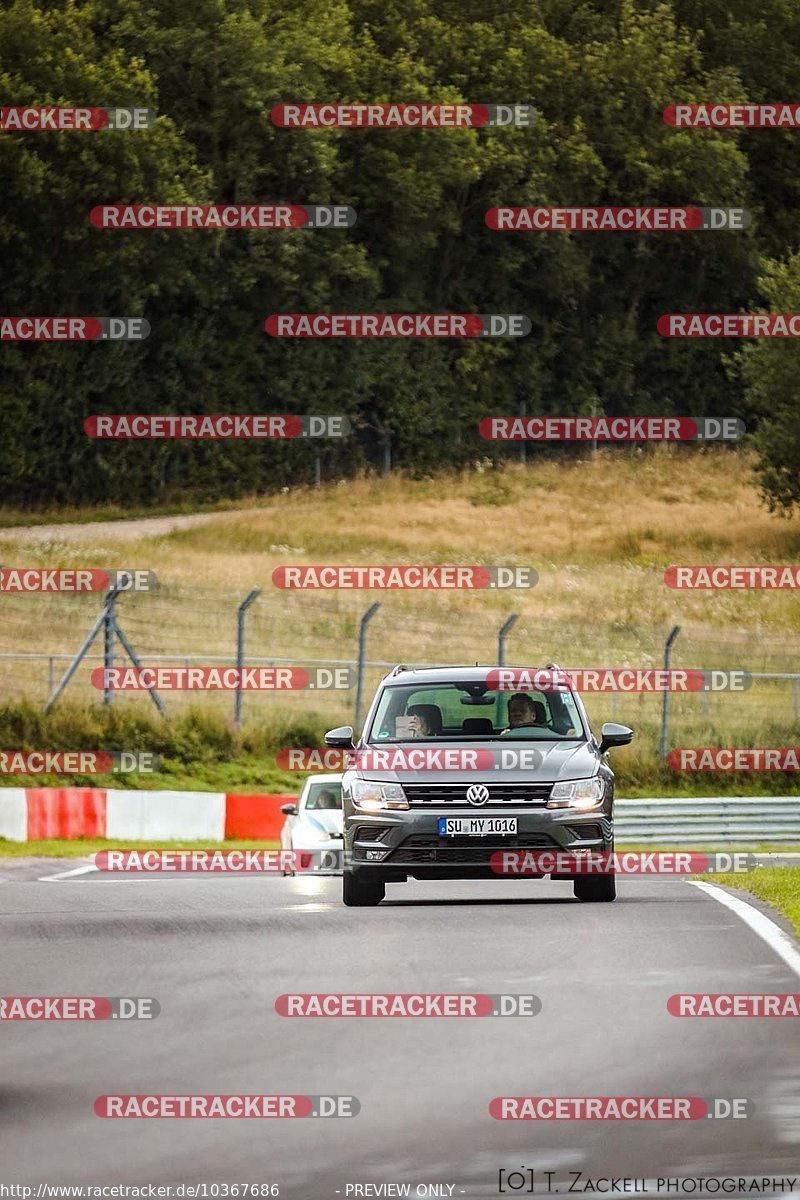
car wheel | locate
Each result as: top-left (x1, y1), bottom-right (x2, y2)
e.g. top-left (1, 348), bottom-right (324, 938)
top-left (342, 870), bottom-right (385, 907)
top-left (573, 873), bottom-right (616, 902)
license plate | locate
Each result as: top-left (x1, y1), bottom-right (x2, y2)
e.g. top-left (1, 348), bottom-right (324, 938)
top-left (438, 817), bottom-right (517, 837)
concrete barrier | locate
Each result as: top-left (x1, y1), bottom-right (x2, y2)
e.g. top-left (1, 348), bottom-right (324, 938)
top-left (0, 788), bottom-right (28, 841)
top-left (7, 790), bottom-right (794, 846)
top-left (106, 791), bottom-right (226, 841)
top-left (26, 788), bottom-right (106, 840)
top-left (0, 788), bottom-right (295, 842)
top-left (225, 793), bottom-right (296, 840)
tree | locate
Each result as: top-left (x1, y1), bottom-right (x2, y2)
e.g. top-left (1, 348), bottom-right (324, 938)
top-left (739, 252), bottom-right (800, 514)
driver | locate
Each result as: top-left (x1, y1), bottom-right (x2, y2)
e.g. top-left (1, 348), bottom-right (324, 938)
top-left (505, 693), bottom-right (546, 730)
top-left (315, 789), bottom-right (339, 809)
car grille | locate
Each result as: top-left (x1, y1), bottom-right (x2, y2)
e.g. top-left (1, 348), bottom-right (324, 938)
top-left (401, 783), bottom-right (552, 806)
top-left (391, 833), bottom-right (558, 864)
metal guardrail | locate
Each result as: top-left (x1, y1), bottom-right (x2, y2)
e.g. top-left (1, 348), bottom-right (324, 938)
top-left (615, 796), bottom-right (800, 844)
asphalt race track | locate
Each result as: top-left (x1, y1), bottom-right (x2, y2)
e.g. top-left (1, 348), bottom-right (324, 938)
top-left (1, 867), bottom-right (798, 1195)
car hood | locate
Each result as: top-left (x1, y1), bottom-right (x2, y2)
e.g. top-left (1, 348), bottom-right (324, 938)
top-left (297, 810), bottom-right (343, 835)
top-left (349, 739), bottom-right (600, 784)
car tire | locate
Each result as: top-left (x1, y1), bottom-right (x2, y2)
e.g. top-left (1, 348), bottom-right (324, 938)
top-left (573, 874), bottom-right (616, 902)
top-left (342, 870), bottom-right (385, 907)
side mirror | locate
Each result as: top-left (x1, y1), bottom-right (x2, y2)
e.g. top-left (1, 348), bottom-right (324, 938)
top-left (599, 723), bottom-right (634, 754)
top-left (280, 803), bottom-right (297, 816)
top-left (325, 725), bottom-right (355, 749)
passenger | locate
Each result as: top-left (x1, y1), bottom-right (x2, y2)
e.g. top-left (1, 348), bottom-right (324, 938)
top-left (405, 704), bottom-right (443, 737)
top-left (406, 710), bottom-right (432, 737)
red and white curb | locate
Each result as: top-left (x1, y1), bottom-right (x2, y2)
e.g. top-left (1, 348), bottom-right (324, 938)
top-left (0, 788), bottom-right (295, 842)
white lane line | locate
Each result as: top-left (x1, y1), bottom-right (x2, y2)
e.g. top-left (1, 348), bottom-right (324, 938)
top-left (689, 880), bottom-right (800, 979)
top-left (261, 902), bottom-right (336, 911)
top-left (38, 863), bottom-right (99, 882)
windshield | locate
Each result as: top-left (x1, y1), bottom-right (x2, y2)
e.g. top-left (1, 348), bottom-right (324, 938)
top-left (303, 781), bottom-right (343, 810)
top-left (367, 682), bottom-right (585, 743)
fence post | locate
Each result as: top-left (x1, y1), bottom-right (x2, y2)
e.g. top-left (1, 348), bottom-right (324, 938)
top-left (660, 625), bottom-right (682, 759)
top-left (112, 618), bottom-right (166, 716)
top-left (355, 602), bottom-right (381, 732)
top-left (234, 589), bottom-right (261, 727)
top-left (497, 613), bottom-right (519, 666)
top-left (103, 589), bottom-right (116, 706)
top-left (44, 586), bottom-right (121, 714)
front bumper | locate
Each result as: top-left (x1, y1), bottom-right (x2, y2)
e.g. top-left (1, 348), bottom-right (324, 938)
top-left (289, 837), bottom-right (344, 874)
top-left (344, 807), bottom-right (613, 880)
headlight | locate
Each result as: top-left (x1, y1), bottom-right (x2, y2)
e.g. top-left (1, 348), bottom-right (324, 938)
top-left (546, 777), bottom-right (604, 810)
top-left (351, 779), bottom-right (409, 811)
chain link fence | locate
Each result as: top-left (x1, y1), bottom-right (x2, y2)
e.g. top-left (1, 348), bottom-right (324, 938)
top-left (0, 585), bottom-right (798, 755)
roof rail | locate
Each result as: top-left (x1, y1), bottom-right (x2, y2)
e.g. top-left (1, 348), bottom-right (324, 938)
top-left (388, 663), bottom-right (408, 676)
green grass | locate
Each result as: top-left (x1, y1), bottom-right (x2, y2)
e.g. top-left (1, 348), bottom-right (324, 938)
top-left (0, 758), bottom-right (303, 794)
top-left (712, 868), bottom-right (800, 936)
top-left (0, 699), bottom-right (324, 792)
top-left (0, 837), bottom-right (280, 858)
top-left (0, 698), bottom-right (799, 797)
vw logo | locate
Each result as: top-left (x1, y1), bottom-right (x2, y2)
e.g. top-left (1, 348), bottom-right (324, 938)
top-left (466, 784), bottom-right (490, 807)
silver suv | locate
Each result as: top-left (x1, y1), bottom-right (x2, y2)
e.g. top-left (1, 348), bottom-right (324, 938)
top-left (325, 664), bottom-right (633, 907)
